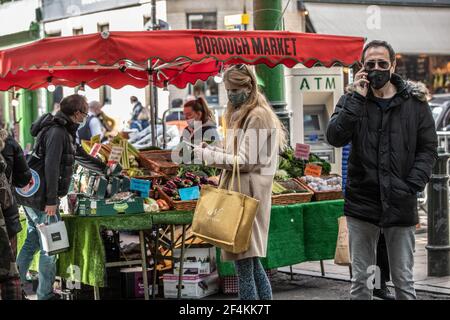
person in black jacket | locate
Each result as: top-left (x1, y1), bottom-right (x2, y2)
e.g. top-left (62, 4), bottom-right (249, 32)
top-left (16, 94), bottom-right (107, 300)
top-left (0, 126), bottom-right (32, 245)
top-left (326, 40), bottom-right (438, 300)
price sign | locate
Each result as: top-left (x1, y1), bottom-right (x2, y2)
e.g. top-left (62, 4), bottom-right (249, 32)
top-left (179, 186), bottom-right (200, 201)
top-left (304, 163), bottom-right (322, 177)
top-left (108, 146), bottom-right (124, 164)
top-left (90, 143), bottom-right (102, 157)
top-left (130, 178), bottom-right (152, 197)
top-left (295, 143), bottom-right (311, 160)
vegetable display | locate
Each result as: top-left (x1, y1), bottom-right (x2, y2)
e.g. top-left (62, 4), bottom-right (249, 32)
top-left (278, 146), bottom-right (332, 178)
top-left (300, 175), bottom-right (342, 192)
top-left (161, 171), bottom-right (218, 201)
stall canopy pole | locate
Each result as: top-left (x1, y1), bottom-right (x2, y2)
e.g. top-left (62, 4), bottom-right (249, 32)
top-left (148, 60), bottom-right (157, 146)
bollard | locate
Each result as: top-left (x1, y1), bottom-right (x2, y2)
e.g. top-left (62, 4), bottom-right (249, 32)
top-left (426, 147), bottom-right (450, 276)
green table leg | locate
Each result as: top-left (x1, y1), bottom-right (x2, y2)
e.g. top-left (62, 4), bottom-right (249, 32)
top-left (320, 260), bottom-right (325, 276)
top-left (94, 286), bottom-right (100, 300)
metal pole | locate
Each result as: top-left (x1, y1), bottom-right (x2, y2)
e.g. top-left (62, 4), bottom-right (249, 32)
top-left (253, 0), bottom-right (291, 135)
top-left (139, 231), bottom-right (150, 300)
top-left (426, 146), bottom-right (450, 277)
top-left (177, 224), bottom-right (187, 299)
top-left (148, 61), bottom-right (157, 146)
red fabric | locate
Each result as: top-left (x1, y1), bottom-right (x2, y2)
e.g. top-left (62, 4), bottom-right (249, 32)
top-left (0, 30), bottom-right (364, 90)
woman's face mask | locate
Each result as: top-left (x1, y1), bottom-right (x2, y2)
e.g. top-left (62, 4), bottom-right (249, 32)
top-left (227, 89), bottom-right (250, 108)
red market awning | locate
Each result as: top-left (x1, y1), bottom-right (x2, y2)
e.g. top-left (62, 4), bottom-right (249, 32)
top-left (0, 30), bottom-right (364, 90)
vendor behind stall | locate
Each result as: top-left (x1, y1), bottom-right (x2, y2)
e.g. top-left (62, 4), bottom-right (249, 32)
top-left (77, 100), bottom-right (107, 143)
top-left (181, 97), bottom-right (220, 145)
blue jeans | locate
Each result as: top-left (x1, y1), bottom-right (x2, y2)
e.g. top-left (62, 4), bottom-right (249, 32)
top-left (16, 207), bottom-right (59, 300)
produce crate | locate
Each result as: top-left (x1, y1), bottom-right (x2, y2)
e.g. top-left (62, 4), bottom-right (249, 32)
top-left (75, 197), bottom-right (145, 216)
top-left (271, 179), bottom-right (313, 205)
top-left (139, 150), bottom-right (179, 176)
top-left (296, 174), bottom-right (343, 201)
top-left (156, 186), bottom-right (198, 211)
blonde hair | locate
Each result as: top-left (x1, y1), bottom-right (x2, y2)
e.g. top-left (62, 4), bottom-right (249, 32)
top-left (223, 64), bottom-right (287, 150)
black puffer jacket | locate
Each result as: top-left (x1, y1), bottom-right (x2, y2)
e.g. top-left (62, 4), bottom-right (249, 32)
top-left (31, 111), bottom-right (107, 206)
top-left (327, 74), bottom-right (438, 227)
top-left (1, 134), bottom-right (32, 237)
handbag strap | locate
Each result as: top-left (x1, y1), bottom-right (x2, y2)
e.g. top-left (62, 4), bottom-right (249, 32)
top-left (45, 214), bottom-right (60, 225)
top-left (226, 155), bottom-right (241, 194)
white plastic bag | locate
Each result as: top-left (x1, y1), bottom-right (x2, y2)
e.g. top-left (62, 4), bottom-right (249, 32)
top-left (37, 215), bottom-right (70, 256)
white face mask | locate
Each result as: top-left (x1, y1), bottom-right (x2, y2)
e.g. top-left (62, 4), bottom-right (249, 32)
top-left (187, 119), bottom-right (195, 127)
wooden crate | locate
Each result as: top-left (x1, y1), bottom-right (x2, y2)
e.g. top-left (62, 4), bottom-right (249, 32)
top-left (296, 175), bottom-right (343, 201)
top-left (156, 186), bottom-right (197, 211)
top-left (139, 150), bottom-right (179, 176)
top-left (271, 179), bottom-right (313, 205)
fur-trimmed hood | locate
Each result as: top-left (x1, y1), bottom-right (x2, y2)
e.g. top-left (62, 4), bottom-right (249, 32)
top-left (346, 73), bottom-right (428, 102)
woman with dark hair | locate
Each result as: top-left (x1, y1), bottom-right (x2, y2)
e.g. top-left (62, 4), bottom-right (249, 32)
top-left (181, 97), bottom-right (219, 145)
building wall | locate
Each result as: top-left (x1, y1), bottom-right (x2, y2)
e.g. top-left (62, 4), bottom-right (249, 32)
top-left (166, 0), bottom-right (305, 111)
top-left (0, 0), bottom-right (40, 37)
top-left (43, 1), bottom-right (169, 129)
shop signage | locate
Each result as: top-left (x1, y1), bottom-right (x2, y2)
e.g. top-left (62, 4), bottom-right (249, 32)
top-left (194, 36), bottom-right (297, 56)
top-left (295, 143), bottom-right (310, 160)
top-left (304, 163), bottom-right (322, 177)
top-left (299, 76), bottom-right (338, 91)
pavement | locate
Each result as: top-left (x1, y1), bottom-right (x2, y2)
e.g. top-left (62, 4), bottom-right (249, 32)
top-left (279, 209), bottom-right (450, 296)
top-left (22, 209), bottom-right (450, 300)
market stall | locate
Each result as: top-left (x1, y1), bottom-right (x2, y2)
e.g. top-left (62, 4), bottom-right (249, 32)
top-left (2, 29), bottom-right (364, 299)
top-left (18, 200), bottom-right (344, 297)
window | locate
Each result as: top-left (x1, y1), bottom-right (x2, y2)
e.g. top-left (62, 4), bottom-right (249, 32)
top-left (97, 24), bottom-right (111, 104)
top-left (187, 13), bottom-right (217, 30)
top-left (45, 31), bottom-right (61, 37)
top-left (144, 16), bottom-right (151, 30)
top-left (73, 28), bottom-right (83, 35)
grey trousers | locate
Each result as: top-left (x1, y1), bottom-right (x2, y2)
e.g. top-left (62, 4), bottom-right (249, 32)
top-left (346, 216), bottom-right (416, 300)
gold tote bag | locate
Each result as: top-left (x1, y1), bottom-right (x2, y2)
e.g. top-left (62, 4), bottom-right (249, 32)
top-left (192, 156), bottom-right (260, 254)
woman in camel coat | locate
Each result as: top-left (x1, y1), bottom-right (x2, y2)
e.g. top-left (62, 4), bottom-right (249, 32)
top-left (194, 64), bottom-right (286, 300)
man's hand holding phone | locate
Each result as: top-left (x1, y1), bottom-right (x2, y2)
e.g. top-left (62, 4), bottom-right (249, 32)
top-left (354, 66), bottom-right (370, 97)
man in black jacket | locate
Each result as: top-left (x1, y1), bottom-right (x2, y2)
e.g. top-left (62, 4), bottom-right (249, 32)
top-left (16, 94), bottom-right (107, 300)
top-left (327, 40), bottom-right (438, 300)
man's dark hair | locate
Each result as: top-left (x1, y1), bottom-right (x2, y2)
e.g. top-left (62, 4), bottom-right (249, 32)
top-left (60, 94), bottom-right (88, 116)
top-left (130, 96), bottom-right (138, 103)
top-left (361, 40), bottom-right (396, 64)
top-left (171, 98), bottom-right (183, 109)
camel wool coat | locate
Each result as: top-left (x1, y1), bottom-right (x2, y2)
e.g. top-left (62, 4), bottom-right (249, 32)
top-left (201, 106), bottom-right (279, 261)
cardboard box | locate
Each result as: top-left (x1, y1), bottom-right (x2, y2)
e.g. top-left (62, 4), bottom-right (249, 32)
top-left (163, 272), bottom-right (219, 299)
top-left (120, 267), bottom-right (158, 299)
top-left (174, 262), bottom-right (212, 275)
top-left (173, 246), bottom-right (217, 275)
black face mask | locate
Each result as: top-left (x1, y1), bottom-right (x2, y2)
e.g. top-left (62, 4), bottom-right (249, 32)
top-left (367, 69), bottom-right (391, 90)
